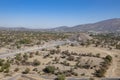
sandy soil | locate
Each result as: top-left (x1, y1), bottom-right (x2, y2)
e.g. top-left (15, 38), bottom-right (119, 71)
top-left (1, 44), bottom-right (120, 80)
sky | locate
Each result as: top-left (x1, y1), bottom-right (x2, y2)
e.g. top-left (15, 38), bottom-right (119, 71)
top-left (0, 0), bottom-right (120, 29)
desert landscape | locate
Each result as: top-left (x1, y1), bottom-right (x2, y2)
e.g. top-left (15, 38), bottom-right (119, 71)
top-left (0, 30), bottom-right (119, 80)
top-left (0, 0), bottom-right (120, 80)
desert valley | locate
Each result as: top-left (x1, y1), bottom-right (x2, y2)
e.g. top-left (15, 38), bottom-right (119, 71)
top-left (0, 19), bottom-right (120, 80)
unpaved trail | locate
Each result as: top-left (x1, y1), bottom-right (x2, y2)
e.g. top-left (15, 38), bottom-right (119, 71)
top-left (95, 48), bottom-right (118, 77)
top-left (0, 40), bottom-right (68, 58)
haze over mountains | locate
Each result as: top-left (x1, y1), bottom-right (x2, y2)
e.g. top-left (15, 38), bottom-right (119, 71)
top-left (0, 18), bottom-right (120, 32)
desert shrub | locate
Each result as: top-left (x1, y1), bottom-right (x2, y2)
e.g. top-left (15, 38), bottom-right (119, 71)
top-left (0, 67), bottom-right (4, 72)
top-left (89, 77), bottom-right (94, 80)
top-left (33, 59), bottom-right (40, 66)
top-left (43, 66), bottom-right (55, 74)
top-left (72, 72), bottom-right (78, 76)
top-left (95, 68), bottom-right (106, 77)
top-left (50, 50), bottom-right (57, 55)
top-left (22, 68), bottom-right (30, 74)
top-left (82, 64), bottom-right (90, 69)
top-left (17, 39), bottom-right (31, 44)
top-left (56, 45), bottom-right (60, 48)
top-left (0, 59), bottom-right (4, 66)
top-left (14, 68), bottom-right (19, 72)
top-left (95, 55), bottom-right (112, 77)
top-left (15, 54), bottom-right (22, 61)
top-left (81, 73), bottom-right (85, 76)
top-left (116, 44), bottom-right (120, 49)
top-left (104, 55), bottom-right (112, 62)
top-left (35, 51), bottom-right (39, 55)
top-left (96, 53), bottom-right (100, 58)
top-left (80, 42), bottom-right (85, 46)
top-left (33, 68), bottom-right (38, 72)
top-left (62, 61), bottom-right (69, 66)
top-left (4, 68), bottom-right (9, 73)
top-left (29, 53), bottom-right (34, 58)
top-left (70, 43), bottom-right (74, 46)
top-left (67, 56), bottom-right (74, 61)
top-left (23, 53), bottom-right (28, 60)
top-left (2, 62), bottom-right (10, 69)
top-left (55, 74), bottom-right (65, 80)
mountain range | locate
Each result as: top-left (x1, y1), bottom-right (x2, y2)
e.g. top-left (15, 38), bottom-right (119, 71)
top-left (0, 18), bottom-right (120, 32)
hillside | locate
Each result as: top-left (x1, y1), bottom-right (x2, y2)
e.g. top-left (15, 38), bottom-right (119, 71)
top-left (0, 18), bottom-right (120, 32)
top-left (52, 18), bottom-right (120, 32)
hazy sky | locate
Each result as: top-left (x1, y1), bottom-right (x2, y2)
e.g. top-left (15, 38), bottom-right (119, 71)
top-left (0, 0), bottom-right (120, 29)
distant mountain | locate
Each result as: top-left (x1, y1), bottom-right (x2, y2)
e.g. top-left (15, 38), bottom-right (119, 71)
top-left (52, 18), bottom-right (120, 32)
top-left (71, 18), bottom-right (120, 32)
top-left (0, 18), bottom-right (120, 32)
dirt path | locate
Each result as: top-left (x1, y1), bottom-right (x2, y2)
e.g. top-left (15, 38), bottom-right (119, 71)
top-left (95, 48), bottom-right (118, 77)
top-left (0, 40), bottom-right (68, 58)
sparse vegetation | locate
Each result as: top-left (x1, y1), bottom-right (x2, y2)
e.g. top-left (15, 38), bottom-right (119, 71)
top-left (0, 31), bottom-right (119, 79)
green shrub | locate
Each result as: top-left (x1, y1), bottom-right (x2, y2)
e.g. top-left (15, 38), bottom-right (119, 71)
top-left (4, 68), bottom-right (9, 73)
top-left (33, 59), bottom-right (40, 66)
top-left (0, 67), bottom-right (4, 72)
top-left (43, 66), bottom-right (55, 74)
top-left (105, 55), bottom-right (112, 62)
top-left (95, 68), bottom-right (106, 77)
top-left (55, 74), bottom-right (65, 80)
top-left (0, 59), bottom-right (4, 66)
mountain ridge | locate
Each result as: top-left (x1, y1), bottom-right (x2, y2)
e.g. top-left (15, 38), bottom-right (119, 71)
top-left (0, 18), bottom-right (120, 32)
